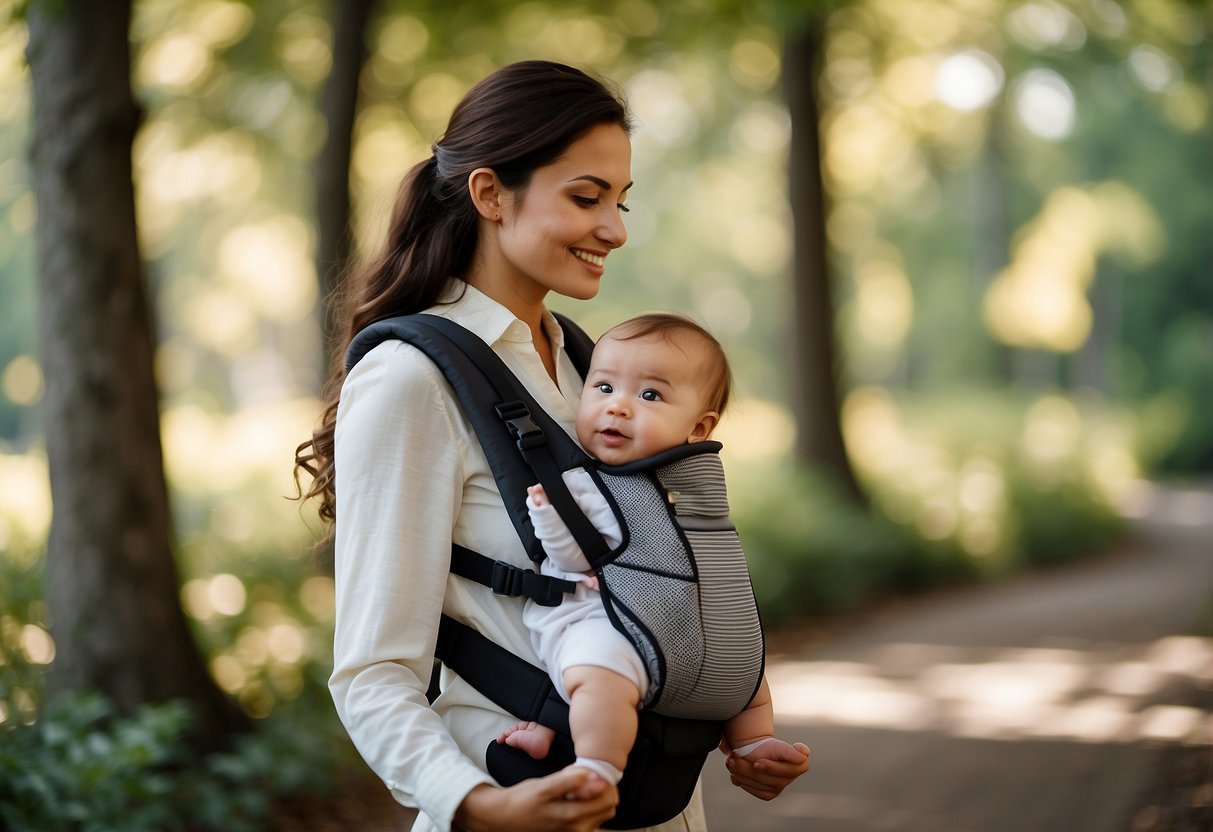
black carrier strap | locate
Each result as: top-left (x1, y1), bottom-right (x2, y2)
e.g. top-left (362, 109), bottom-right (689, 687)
top-left (345, 312), bottom-right (723, 829)
top-left (435, 615), bottom-right (572, 735)
top-left (450, 544), bottom-right (573, 607)
top-left (347, 313), bottom-right (610, 565)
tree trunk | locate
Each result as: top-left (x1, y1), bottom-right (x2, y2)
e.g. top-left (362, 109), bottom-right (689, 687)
top-left (26, 0), bottom-right (246, 738)
top-left (314, 0), bottom-right (376, 371)
top-left (783, 18), bottom-right (866, 505)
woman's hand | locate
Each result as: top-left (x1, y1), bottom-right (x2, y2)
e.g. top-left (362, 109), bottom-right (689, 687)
top-left (723, 740), bottom-right (811, 801)
top-left (454, 768), bottom-right (619, 832)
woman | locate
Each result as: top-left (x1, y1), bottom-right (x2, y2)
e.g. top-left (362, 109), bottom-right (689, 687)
top-left (296, 61), bottom-right (808, 832)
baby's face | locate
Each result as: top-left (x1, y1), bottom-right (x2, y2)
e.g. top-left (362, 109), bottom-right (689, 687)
top-left (575, 331), bottom-right (718, 465)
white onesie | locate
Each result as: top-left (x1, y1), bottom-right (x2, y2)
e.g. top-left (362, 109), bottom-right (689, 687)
top-left (522, 468), bottom-right (649, 703)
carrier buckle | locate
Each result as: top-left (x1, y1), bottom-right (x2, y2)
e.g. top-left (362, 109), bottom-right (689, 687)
top-left (489, 560), bottom-right (575, 606)
top-left (496, 401), bottom-right (546, 451)
top-left (490, 560), bottom-right (526, 596)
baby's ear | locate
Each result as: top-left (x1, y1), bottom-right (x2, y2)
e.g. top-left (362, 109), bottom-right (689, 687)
top-left (688, 412), bottom-right (719, 443)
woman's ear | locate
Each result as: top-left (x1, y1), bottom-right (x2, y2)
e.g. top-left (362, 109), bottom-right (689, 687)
top-left (468, 168), bottom-right (503, 221)
top-left (688, 412), bottom-right (719, 444)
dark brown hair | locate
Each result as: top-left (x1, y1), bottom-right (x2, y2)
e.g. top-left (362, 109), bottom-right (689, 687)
top-left (295, 61), bottom-right (631, 523)
top-left (602, 313), bottom-right (733, 417)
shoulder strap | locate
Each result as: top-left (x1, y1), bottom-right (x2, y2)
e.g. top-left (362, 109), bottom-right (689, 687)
top-left (552, 310), bottom-right (595, 377)
top-left (345, 313), bottom-right (610, 565)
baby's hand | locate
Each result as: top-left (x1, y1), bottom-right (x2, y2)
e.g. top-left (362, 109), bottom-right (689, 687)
top-left (582, 573), bottom-right (600, 591)
top-left (725, 738), bottom-right (810, 801)
top-left (527, 484), bottom-right (549, 507)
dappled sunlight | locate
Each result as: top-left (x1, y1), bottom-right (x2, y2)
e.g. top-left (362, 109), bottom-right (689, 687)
top-left (350, 105), bottom-right (430, 238)
top-left (715, 397), bottom-right (795, 462)
top-left (849, 245), bottom-right (914, 355)
top-left (161, 397), bottom-right (320, 495)
top-left (770, 634), bottom-right (1213, 746)
top-left (137, 33), bottom-right (212, 92)
top-left (371, 15), bottom-right (429, 77)
top-left (1, 354), bottom-right (42, 407)
top-left (627, 68), bottom-right (702, 151)
top-left (135, 0), bottom-right (254, 92)
top-left (134, 123), bottom-right (264, 258)
top-left (935, 49), bottom-right (1004, 111)
top-left (1118, 481), bottom-right (1213, 528)
top-left (217, 216), bottom-right (317, 325)
top-left (1006, 0), bottom-right (1087, 51)
top-left (1021, 395), bottom-right (1085, 480)
top-left (0, 448), bottom-right (50, 562)
top-left (842, 385), bottom-right (1143, 562)
top-left (186, 573), bottom-right (326, 717)
top-left (729, 35), bottom-right (781, 91)
top-left (274, 9), bottom-right (331, 86)
top-left (984, 182), bottom-right (1164, 352)
top-left (16, 623), bottom-right (53, 666)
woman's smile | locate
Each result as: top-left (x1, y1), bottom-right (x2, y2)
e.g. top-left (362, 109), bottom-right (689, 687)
top-left (572, 248), bottom-right (607, 271)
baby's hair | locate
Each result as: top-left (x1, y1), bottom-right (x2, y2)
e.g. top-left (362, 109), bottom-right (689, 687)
top-left (600, 313), bottom-right (733, 416)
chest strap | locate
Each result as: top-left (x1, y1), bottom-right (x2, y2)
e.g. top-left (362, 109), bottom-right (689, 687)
top-left (449, 544), bottom-right (576, 607)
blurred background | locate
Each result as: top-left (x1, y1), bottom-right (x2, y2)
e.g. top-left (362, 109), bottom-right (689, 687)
top-left (0, 0), bottom-right (1209, 829)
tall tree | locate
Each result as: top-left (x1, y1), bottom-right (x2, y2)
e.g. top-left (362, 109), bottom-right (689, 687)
top-left (782, 12), bottom-right (866, 505)
top-left (25, 0), bottom-right (245, 737)
top-left (314, 0), bottom-right (377, 368)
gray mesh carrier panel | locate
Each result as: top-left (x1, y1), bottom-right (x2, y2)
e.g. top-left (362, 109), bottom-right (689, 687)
top-left (594, 448), bottom-right (764, 720)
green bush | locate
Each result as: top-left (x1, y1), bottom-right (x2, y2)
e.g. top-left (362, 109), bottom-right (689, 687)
top-left (729, 389), bottom-right (1134, 626)
top-left (0, 692), bottom-right (351, 832)
top-left (732, 463), bottom-right (912, 624)
top-left (0, 555), bottom-right (46, 725)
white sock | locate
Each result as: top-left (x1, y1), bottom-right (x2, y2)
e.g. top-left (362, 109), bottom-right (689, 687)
top-left (573, 756), bottom-right (624, 785)
top-left (731, 736), bottom-right (776, 758)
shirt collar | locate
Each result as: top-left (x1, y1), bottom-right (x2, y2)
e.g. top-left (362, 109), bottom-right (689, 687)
top-left (433, 281), bottom-right (567, 354)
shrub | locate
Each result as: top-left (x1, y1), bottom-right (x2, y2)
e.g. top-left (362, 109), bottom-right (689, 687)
top-left (0, 692), bottom-right (351, 832)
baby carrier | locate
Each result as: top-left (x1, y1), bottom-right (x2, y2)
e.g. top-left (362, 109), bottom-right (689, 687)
top-left (345, 313), bottom-right (765, 828)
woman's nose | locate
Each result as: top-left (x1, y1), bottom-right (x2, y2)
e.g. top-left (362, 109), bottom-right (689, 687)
top-left (598, 208), bottom-right (628, 249)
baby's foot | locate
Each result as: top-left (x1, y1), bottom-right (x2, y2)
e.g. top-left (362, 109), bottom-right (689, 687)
top-left (497, 720), bottom-right (556, 760)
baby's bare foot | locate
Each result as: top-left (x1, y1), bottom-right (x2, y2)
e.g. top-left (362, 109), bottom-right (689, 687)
top-left (497, 720), bottom-right (556, 760)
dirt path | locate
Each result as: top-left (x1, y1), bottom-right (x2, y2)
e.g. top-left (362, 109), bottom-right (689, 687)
top-left (702, 482), bottom-right (1213, 832)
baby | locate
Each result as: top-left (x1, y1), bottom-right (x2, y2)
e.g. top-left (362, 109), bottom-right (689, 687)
top-left (498, 313), bottom-right (806, 787)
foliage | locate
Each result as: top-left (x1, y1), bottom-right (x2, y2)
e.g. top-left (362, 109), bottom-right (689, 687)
top-left (732, 387), bottom-right (1133, 626)
top-left (0, 691), bottom-right (353, 832)
top-left (0, 553), bottom-right (45, 725)
top-left (733, 462), bottom-right (908, 621)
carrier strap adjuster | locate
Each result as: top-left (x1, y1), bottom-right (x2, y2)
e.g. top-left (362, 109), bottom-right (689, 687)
top-left (496, 400), bottom-right (546, 451)
top-left (490, 559), bottom-right (576, 607)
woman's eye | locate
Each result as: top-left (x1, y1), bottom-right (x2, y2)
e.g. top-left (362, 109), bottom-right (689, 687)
top-left (618, 203), bottom-right (630, 213)
top-left (640, 389), bottom-right (661, 402)
top-left (595, 382), bottom-right (613, 394)
top-left (574, 196), bottom-right (599, 207)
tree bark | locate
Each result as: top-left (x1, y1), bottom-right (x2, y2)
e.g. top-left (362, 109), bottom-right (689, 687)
top-left (26, 0), bottom-right (246, 738)
top-left (783, 18), bottom-right (867, 505)
top-left (314, 0), bottom-right (376, 371)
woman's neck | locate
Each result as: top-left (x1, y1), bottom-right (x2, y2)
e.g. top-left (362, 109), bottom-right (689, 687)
top-left (465, 269), bottom-right (558, 383)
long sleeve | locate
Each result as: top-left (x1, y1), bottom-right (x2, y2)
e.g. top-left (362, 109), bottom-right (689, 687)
top-left (327, 286), bottom-right (599, 831)
top-left (329, 340), bottom-right (493, 828)
top-left (527, 468), bottom-right (623, 575)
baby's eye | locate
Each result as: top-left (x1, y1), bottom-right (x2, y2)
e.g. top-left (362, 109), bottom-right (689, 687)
top-left (595, 382), bottom-right (613, 394)
top-left (640, 389), bottom-right (662, 402)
